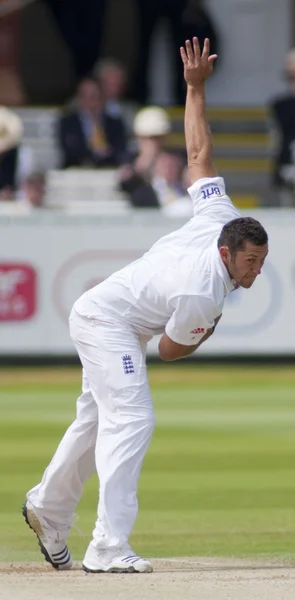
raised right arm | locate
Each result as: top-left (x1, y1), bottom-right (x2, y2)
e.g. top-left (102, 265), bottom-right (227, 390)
top-left (180, 37), bottom-right (218, 184)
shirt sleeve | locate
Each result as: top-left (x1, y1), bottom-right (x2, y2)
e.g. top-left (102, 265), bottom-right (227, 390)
top-left (187, 176), bottom-right (241, 224)
top-left (165, 295), bottom-right (217, 346)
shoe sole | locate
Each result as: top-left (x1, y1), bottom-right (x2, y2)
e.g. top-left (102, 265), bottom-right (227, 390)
top-left (82, 563), bottom-right (153, 574)
top-left (22, 502), bottom-right (59, 570)
top-left (22, 502), bottom-right (72, 571)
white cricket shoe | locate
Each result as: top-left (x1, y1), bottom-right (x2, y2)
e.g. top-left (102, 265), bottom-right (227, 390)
top-left (22, 500), bottom-right (72, 570)
top-left (82, 541), bottom-right (153, 573)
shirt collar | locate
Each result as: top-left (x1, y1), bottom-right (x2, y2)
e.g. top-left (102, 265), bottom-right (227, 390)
top-left (79, 109), bottom-right (102, 123)
top-left (213, 243), bottom-right (239, 295)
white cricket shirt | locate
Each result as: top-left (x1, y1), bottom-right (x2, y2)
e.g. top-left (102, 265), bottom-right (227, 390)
top-left (74, 176), bottom-right (241, 345)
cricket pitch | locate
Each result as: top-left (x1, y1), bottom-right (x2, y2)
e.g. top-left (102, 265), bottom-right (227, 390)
top-left (1, 557), bottom-right (295, 600)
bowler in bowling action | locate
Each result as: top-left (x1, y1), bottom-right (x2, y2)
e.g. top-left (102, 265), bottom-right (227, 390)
top-left (22, 38), bottom-right (268, 573)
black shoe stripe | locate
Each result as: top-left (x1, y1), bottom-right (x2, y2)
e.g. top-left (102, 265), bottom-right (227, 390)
top-left (52, 547), bottom-right (69, 559)
top-left (54, 555), bottom-right (71, 565)
top-left (122, 556), bottom-right (140, 563)
top-left (52, 551), bottom-right (69, 563)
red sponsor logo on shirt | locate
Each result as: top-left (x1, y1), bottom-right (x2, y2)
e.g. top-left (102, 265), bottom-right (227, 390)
top-left (190, 328), bottom-right (205, 334)
top-left (0, 263), bottom-right (37, 321)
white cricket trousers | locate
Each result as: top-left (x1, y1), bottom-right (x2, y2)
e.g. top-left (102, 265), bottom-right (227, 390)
top-left (27, 308), bottom-right (155, 549)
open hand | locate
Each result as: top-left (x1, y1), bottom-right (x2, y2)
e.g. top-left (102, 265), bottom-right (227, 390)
top-left (180, 37), bottom-right (217, 88)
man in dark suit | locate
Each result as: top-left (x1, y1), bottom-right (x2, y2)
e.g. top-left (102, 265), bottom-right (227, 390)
top-left (0, 107), bottom-right (23, 199)
top-left (0, 147), bottom-right (18, 198)
top-left (58, 78), bottom-right (128, 169)
top-left (269, 48), bottom-right (295, 206)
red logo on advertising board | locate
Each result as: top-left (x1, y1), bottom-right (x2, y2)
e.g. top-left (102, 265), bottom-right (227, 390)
top-left (0, 264), bottom-right (36, 321)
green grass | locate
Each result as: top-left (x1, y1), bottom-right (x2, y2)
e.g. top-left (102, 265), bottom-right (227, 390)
top-left (1, 365), bottom-right (295, 561)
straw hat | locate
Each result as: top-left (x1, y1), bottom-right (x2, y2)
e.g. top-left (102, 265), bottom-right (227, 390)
top-left (133, 107), bottom-right (171, 137)
top-left (0, 107), bottom-right (23, 153)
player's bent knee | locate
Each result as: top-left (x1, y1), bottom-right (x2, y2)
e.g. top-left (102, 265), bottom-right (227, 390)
top-left (122, 407), bottom-right (155, 439)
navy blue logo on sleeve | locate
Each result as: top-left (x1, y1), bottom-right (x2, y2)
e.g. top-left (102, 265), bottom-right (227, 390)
top-left (201, 186), bottom-right (221, 200)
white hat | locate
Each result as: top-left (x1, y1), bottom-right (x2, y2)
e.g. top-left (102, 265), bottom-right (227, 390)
top-left (133, 106), bottom-right (171, 137)
top-left (0, 107), bottom-right (23, 153)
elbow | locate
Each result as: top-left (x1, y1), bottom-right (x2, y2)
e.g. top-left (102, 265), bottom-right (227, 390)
top-left (158, 339), bottom-right (177, 362)
top-left (158, 348), bottom-right (175, 362)
top-left (188, 150), bottom-right (212, 168)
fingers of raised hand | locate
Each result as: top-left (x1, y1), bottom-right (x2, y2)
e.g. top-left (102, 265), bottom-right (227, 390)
top-left (201, 38), bottom-right (210, 59)
top-left (208, 54), bottom-right (218, 66)
top-left (180, 46), bottom-right (188, 64)
top-left (185, 39), bottom-right (196, 63)
top-left (181, 37), bottom-right (215, 69)
top-left (192, 37), bottom-right (201, 60)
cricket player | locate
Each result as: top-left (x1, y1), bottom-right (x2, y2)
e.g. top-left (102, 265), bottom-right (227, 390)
top-left (22, 38), bottom-right (268, 573)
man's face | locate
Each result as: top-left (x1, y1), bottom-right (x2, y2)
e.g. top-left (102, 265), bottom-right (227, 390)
top-left (78, 81), bottom-right (102, 114)
top-left (154, 152), bottom-right (184, 184)
top-left (100, 66), bottom-right (126, 99)
top-left (285, 70), bottom-right (295, 94)
top-left (284, 56), bottom-right (295, 94)
top-left (220, 241), bottom-right (269, 289)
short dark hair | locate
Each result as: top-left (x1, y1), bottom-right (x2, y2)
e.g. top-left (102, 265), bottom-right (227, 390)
top-left (217, 217), bottom-right (268, 253)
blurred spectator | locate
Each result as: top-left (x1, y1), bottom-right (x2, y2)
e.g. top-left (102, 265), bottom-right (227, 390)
top-left (119, 107), bottom-right (171, 207)
top-left (152, 150), bottom-right (186, 207)
top-left (161, 164), bottom-right (194, 217)
top-left (18, 173), bottom-right (46, 210)
top-left (269, 48), bottom-right (295, 206)
top-left (94, 59), bottom-right (139, 138)
top-left (132, 106), bottom-right (171, 177)
top-left (0, 107), bottom-right (23, 200)
top-left (58, 78), bottom-right (128, 169)
top-left (44, 0), bottom-right (107, 79)
top-left (133, 0), bottom-right (219, 104)
top-left (16, 145), bottom-right (37, 190)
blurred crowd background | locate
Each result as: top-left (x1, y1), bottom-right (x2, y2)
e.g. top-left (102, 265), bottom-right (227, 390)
top-left (0, 0), bottom-right (295, 214)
